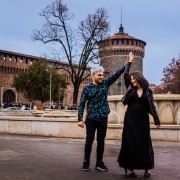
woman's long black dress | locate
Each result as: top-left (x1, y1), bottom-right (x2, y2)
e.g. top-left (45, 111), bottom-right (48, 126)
top-left (117, 89), bottom-right (154, 170)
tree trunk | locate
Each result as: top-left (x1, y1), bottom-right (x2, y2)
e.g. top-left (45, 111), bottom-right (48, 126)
top-left (73, 83), bottom-right (80, 106)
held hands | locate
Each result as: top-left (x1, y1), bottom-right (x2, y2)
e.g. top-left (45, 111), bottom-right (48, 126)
top-left (128, 52), bottom-right (134, 63)
top-left (78, 121), bottom-right (85, 128)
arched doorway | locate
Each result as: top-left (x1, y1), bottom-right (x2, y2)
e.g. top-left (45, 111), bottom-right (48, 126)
top-left (3, 89), bottom-right (16, 104)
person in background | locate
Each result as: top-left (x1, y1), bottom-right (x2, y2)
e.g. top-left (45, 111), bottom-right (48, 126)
top-left (33, 104), bottom-right (37, 110)
top-left (64, 105), bottom-right (69, 110)
top-left (78, 52), bottom-right (134, 171)
top-left (1, 102), bottom-right (4, 109)
top-left (60, 105), bottom-right (64, 110)
top-left (117, 52), bottom-right (160, 177)
top-left (21, 104), bottom-right (26, 110)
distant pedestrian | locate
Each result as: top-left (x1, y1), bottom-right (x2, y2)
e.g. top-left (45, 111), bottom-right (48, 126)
top-left (64, 105), bottom-right (69, 110)
top-left (33, 104), bottom-right (37, 110)
top-left (1, 102), bottom-right (4, 109)
top-left (21, 104), bottom-right (26, 110)
top-left (60, 105), bottom-right (64, 110)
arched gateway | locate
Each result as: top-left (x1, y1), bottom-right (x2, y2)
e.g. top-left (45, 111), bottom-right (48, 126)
top-left (3, 89), bottom-right (16, 104)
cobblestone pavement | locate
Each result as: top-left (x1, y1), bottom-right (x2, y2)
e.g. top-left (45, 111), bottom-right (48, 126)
top-left (0, 134), bottom-right (180, 180)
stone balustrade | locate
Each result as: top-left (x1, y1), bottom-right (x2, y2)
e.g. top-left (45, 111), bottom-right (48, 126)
top-left (108, 94), bottom-right (180, 125)
top-left (0, 94), bottom-right (180, 141)
top-left (0, 116), bottom-right (180, 141)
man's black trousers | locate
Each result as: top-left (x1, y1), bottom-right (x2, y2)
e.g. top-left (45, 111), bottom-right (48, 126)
top-left (84, 117), bottom-right (108, 163)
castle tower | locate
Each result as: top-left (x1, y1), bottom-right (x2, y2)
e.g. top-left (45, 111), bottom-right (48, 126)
top-left (98, 24), bottom-right (146, 95)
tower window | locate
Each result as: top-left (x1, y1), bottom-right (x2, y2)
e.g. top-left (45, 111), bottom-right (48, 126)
top-left (26, 58), bottom-right (28, 64)
top-left (30, 58), bottom-right (33, 64)
top-left (20, 57), bottom-right (23, 63)
top-left (9, 55), bottom-right (12, 61)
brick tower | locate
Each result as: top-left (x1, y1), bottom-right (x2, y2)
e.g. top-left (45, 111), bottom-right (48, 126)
top-left (98, 24), bottom-right (146, 95)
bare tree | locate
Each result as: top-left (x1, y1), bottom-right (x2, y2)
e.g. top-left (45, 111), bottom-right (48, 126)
top-left (32, 0), bottom-right (110, 105)
top-left (161, 56), bottom-right (180, 94)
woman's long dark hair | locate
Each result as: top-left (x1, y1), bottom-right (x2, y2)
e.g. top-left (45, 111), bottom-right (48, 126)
top-left (130, 71), bottom-right (149, 89)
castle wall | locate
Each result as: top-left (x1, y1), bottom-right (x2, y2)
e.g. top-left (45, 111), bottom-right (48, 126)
top-left (0, 49), bottom-right (91, 106)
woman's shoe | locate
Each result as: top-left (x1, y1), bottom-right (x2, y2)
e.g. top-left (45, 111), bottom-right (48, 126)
top-left (124, 168), bottom-right (127, 174)
top-left (144, 170), bottom-right (151, 177)
top-left (124, 168), bottom-right (137, 177)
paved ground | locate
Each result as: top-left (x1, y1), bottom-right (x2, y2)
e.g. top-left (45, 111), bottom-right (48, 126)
top-left (0, 134), bottom-right (180, 180)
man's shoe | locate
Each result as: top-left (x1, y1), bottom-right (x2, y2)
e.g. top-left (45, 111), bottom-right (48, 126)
top-left (95, 161), bottom-right (108, 171)
top-left (82, 161), bottom-right (90, 171)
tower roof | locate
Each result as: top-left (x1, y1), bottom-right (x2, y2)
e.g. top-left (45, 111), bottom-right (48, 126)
top-left (100, 24), bottom-right (146, 45)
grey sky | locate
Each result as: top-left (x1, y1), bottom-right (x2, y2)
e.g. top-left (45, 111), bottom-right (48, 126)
top-left (0, 0), bottom-right (180, 85)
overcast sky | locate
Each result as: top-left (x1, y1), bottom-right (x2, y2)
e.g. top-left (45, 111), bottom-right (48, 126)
top-left (0, 0), bottom-right (180, 85)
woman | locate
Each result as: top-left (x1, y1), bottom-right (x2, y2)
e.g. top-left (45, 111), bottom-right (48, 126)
top-left (117, 52), bottom-right (160, 177)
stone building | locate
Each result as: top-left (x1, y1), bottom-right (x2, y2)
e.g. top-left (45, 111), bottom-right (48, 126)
top-left (98, 24), bottom-right (146, 95)
top-left (0, 49), bottom-right (91, 106)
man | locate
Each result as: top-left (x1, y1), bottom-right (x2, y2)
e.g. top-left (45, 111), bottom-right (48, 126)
top-left (78, 52), bottom-right (134, 171)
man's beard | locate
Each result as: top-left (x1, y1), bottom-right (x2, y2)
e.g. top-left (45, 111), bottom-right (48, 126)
top-left (94, 79), bottom-right (102, 84)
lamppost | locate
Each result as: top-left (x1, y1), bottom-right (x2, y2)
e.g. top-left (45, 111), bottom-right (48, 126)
top-left (120, 75), bottom-right (123, 95)
top-left (46, 65), bottom-right (52, 108)
top-left (49, 65), bottom-right (52, 108)
top-left (47, 64), bottom-right (61, 108)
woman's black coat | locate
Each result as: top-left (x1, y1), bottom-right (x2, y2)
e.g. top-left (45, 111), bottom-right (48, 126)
top-left (121, 62), bottom-right (160, 125)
